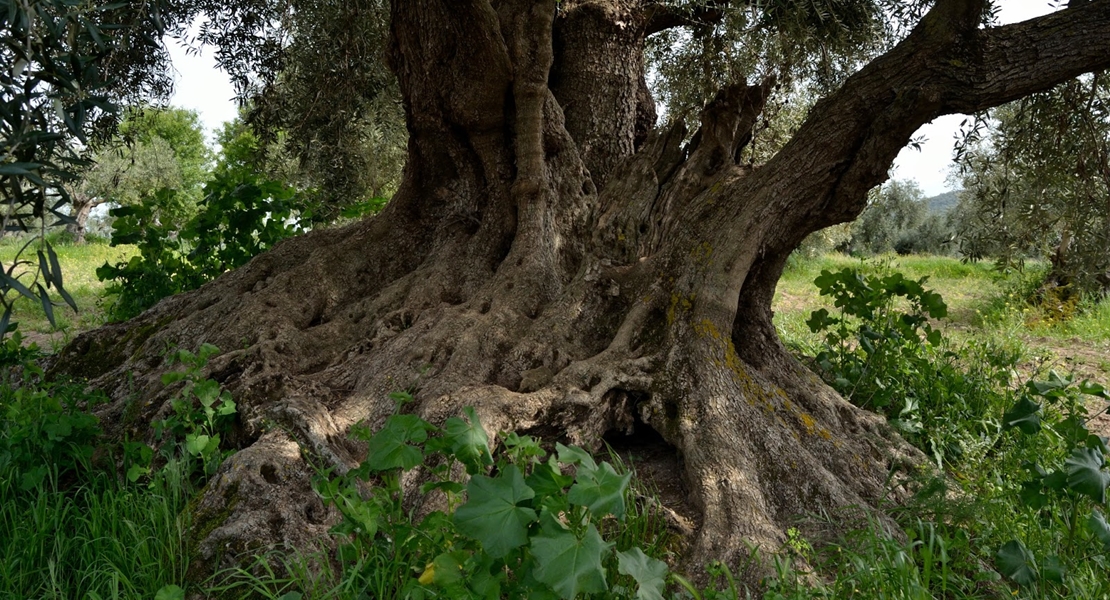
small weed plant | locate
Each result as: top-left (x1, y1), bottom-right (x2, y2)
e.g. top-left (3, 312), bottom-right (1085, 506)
top-left (310, 393), bottom-right (672, 599)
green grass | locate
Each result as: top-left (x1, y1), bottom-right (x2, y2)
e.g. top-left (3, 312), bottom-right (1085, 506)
top-left (0, 465), bottom-right (192, 600)
top-left (0, 234), bottom-right (135, 348)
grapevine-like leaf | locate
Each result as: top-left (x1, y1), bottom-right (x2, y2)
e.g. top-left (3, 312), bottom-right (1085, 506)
top-left (443, 407), bottom-right (493, 474)
top-left (1002, 397), bottom-right (1042, 434)
top-left (362, 413), bottom-right (434, 471)
top-left (531, 522), bottom-right (611, 599)
top-left (185, 433), bottom-right (210, 457)
top-left (1089, 511), bottom-right (1110, 550)
top-left (568, 461), bottom-right (632, 519)
top-left (617, 548), bottom-right (669, 600)
top-left (996, 540), bottom-right (1038, 587)
top-left (453, 465), bottom-right (536, 558)
top-left (556, 442), bottom-right (597, 470)
top-left (526, 459), bottom-right (574, 499)
top-left (154, 585), bottom-right (185, 600)
top-left (1064, 447), bottom-right (1110, 503)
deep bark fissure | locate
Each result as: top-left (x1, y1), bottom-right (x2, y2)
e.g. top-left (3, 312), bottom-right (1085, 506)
top-left (50, 0), bottom-right (1110, 585)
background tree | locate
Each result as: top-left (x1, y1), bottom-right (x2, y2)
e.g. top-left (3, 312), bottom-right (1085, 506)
top-left (955, 74), bottom-right (1110, 297)
top-left (851, 179), bottom-right (953, 255)
top-left (48, 0), bottom-right (1110, 585)
top-left (65, 106), bottom-right (210, 243)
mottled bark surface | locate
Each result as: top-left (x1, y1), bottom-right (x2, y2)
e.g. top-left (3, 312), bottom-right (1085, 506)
top-left (52, 0), bottom-right (1110, 586)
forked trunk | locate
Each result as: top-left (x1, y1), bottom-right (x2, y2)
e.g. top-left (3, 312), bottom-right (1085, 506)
top-left (51, 0), bottom-right (1110, 586)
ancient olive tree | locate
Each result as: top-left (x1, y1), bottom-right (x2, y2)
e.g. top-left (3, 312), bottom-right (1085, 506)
top-left (54, 0), bottom-right (1110, 581)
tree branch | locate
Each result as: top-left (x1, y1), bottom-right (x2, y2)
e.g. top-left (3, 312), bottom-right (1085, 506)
top-left (643, 1), bottom-right (728, 36)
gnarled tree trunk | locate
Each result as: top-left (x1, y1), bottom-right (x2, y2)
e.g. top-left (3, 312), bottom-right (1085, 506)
top-left (52, 0), bottom-right (1110, 585)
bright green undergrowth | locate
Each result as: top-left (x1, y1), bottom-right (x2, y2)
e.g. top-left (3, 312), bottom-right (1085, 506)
top-left (4, 251), bottom-right (1110, 598)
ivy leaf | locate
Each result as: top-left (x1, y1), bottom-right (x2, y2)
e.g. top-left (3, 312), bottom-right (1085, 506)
top-left (568, 461), bottom-right (632, 519)
top-left (454, 465), bottom-right (536, 558)
top-left (1064, 447), bottom-right (1110, 503)
top-left (531, 522), bottom-right (611, 599)
top-left (617, 548), bottom-right (669, 600)
top-left (996, 540), bottom-right (1038, 587)
top-left (442, 407), bottom-right (493, 474)
top-left (1002, 397), bottom-right (1042, 435)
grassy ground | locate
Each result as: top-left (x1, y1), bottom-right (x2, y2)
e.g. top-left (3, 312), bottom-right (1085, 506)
top-left (774, 253), bottom-right (1110, 383)
top-left (0, 234), bottom-right (135, 351)
top-left (5, 246), bottom-right (1110, 598)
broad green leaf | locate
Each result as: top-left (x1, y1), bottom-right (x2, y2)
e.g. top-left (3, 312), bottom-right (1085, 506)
top-left (1002, 397), bottom-right (1041, 434)
top-left (531, 522), bottom-right (611, 599)
top-left (1042, 555), bottom-right (1066, 584)
top-left (453, 465), bottom-right (536, 558)
top-left (193, 379), bottom-right (221, 407)
top-left (1064, 447), bottom-right (1110, 503)
top-left (442, 407), bottom-right (493, 474)
top-left (526, 460), bottom-right (574, 499)
top-left (1018, 480), bottom-right (1047, 509)
top-left (1089, 511), bottom-right (1110, 550)
top-left (996, 540), bottom-right (1038, 587)
top-left (568, 461), bottom-right (632, 519)
top-left (185, 433), bottom-right (210, 457)
top-left (617, 548), bottom-right (669, 600)
top-left (1079, 380), bottom-right (1110, 399)
top-left (154, 585), bottom-right (185, 600)
top-left (365, 428), bottom-right (424, 471)
top-left (429, 551), bottom-right (467, 587)
top-left (382, 413), bottom-right (433, 444)
top-left (556, 442), bottom-right (598, 471)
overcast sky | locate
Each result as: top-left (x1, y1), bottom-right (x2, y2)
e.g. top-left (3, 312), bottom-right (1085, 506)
top-left (168, 1), bottom-right (1057, 197)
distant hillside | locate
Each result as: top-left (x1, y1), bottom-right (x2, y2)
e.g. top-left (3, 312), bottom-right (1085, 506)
top-left (924, 190), bottom-right (959, 215)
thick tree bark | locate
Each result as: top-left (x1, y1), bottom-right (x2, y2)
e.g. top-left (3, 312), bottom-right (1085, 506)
top-left (66, 196), bottom-right (96, 244)
top-left (51, 0), bottom-right (1110, 586)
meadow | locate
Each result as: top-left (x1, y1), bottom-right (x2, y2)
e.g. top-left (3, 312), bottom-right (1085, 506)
top-left (3, 240), bottom-right (1110, 599)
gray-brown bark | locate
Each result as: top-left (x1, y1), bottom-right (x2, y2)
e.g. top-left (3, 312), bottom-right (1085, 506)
top-left (51, 0), bottom-right (1110, 587)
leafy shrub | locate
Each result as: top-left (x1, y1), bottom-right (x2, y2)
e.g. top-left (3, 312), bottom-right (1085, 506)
top-left (0, 347), bottom-right (106, 490)
top-left (98, 166), bottom-right (304, 320)
top-left (307, 396), bottom-right (673, 600)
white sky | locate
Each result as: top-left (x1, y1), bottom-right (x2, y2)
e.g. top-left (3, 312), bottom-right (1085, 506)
top-left (168, 1), bottom-right (1059, 195)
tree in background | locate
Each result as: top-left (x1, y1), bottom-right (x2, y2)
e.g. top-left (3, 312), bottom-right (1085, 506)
top-left (850, 179), bottom-right (954, 255)
top-left (65, 106), bottom-right (210, 243)
top-left (51, 1), bottom-right (1110, 583)
top-left (955, 74), bottom-right (1110, 297)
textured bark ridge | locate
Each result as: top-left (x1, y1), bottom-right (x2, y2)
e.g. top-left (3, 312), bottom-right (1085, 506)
top-left (53, 0), bottom-right (1110, 583)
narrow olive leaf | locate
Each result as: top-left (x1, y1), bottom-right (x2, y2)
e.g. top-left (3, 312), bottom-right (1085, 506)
top-left (35, 283), bottom-right (55, 328)
top-left (37, 250), bottom-right (53, 289)
top-left (0, 307), bottom-right (12, 336)
top-left (996, 540), bottom-right (1038, 587)
top-left (0, 272), bottom-right (40, 303)
top-left (54, 281), bottom-right (78, 312)
top-left (45, 240), bottom-right (63, 289)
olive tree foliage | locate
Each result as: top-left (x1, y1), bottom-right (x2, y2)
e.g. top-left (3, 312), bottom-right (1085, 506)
top-left (65, 106), bottom-right (210, 243)
top-left (644, 0), bottom-right (928, 162)
top-left (954, 73), bottom-right (1110, 296)
top-left (176, 0), bottom-right (405, 222)
top-left (850, 179), bottom-right (953, 255)
top-left (0, 0), bottom-right (175, 333)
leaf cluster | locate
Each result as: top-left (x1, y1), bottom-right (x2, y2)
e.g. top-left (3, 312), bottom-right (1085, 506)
top-left (316, 400), bottom-right (672, 600)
